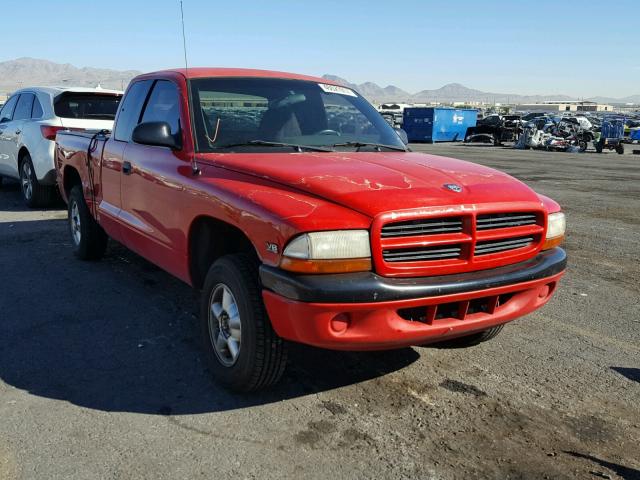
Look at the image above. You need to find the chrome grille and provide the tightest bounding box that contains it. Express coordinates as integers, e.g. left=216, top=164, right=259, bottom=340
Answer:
left=474, top=236, right=534, bottom=256
left=383, top=244, right=463, bottom=263
left=381, top=217, right=463, bottom=238
left=476, top=212, right=537, bottom=230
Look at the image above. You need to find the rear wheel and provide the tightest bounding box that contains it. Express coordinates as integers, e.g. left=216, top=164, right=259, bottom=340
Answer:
left=595, top=141, right=603, bottom=153
left=200, top=254, right=287, bottom=392
left=19, top=153, right=56, bottom=207
left=578, top=140, right=587, bottom=152
left=616, top=144, right=625, bottom=155
left=432, top=325, right=504, bottom=348
left=67, top=185, right=108, bottom=260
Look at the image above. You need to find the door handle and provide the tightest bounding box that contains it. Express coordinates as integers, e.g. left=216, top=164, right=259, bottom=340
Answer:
left=15, top=129, right=21, bottom=135
left=122, top=161, right=132, bottom=175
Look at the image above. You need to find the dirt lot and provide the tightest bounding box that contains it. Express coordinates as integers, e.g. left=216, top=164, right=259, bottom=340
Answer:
left=0, top=144, right=639, bottom=480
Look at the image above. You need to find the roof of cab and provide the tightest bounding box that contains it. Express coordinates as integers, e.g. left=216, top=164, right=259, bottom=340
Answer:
left=12, top=86, right=123, bottom=96
left=134, top=68, right=341, bottom=85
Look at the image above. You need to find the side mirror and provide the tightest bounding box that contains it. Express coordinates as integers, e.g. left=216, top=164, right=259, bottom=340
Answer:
left=132, top=121, right=181, bottom=150
left=395, top=127, right=409, bottom=145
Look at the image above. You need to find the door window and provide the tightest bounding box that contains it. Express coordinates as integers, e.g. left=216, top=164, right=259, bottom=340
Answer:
left=13, top=93, right=35, bottom=120
left=31, top=96, right=44, bottom=118
left=140, top=80, right=181, bottom=136
left=114, top=80, right=153, bottom=142
left=0, top=95, right=19, bottom=123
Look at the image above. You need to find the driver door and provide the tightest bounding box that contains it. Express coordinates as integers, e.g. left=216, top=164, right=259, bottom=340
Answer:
left=119, top=79, right=189, bottom=278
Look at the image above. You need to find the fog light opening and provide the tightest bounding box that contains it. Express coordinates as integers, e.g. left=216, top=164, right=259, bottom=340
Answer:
left=538, top=282, right=556, bottom=299
left=330, top=313, right=351, bottom=334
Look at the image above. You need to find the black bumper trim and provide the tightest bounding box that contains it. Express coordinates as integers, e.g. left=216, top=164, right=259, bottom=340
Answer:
left=259, top=248, right=566, bottom=303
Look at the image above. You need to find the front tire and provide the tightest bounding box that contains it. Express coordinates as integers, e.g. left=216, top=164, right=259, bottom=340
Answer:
left=68, top=185, right=108, bottom=260
left=616, top=144, right=625, bottom=155
left=19, top=153, right=56, bottom=208
left=200, top=254, right=287, bottom=392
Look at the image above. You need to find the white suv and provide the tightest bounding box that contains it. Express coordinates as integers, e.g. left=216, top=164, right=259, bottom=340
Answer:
left=0, top=87, right=122, bottom=207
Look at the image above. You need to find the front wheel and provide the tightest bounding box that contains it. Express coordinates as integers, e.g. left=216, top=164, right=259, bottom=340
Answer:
left=616, top=144, right=625, bottom=155
left=67, top=185, right=108, bottom=260
left=200, top=254, right=287, bottom=392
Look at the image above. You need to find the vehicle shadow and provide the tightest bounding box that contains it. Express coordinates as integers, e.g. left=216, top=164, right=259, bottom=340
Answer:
left=565, top=451, right=640, bottom=480
left=611, top=367, right=640, bottom=384
left=0, top=218, right=419, bottom=415
left=0, top=177, right=66, bottom=212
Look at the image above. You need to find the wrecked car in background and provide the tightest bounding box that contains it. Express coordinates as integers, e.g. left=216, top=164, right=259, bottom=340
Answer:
left=465, top=114, right=522, bottom=145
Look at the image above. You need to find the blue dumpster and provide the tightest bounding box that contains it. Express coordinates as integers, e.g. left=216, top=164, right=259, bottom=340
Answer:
left=403, top=107, right=477, bottom=143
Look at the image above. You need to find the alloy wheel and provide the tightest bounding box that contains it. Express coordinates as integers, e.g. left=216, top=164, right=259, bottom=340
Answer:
left=208, top=284, right=242, bottom=366
left=21, top=161, right=33, bottom=200
left=70, top=201, right=82, bottom=246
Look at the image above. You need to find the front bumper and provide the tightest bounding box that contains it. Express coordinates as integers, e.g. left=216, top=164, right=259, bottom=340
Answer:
left=260, top=248, right=566, bottom=350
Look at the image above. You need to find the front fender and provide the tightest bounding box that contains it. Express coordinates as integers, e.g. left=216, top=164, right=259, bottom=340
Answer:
left=193, top=164, right=373, bottom=267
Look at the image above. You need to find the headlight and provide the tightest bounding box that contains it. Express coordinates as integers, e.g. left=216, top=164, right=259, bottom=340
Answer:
left=542, top=212, right=566, bottom=250
left=281, top=230, right=372, bottom=273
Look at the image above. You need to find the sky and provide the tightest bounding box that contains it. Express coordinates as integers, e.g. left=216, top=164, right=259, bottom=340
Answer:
left=2, top=0, right=638, bottom=98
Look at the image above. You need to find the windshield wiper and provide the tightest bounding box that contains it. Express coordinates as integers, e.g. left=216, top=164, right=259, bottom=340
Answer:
left=213, top=140, right=332, bottom=152
left=331, top=141, right=407, bottom=152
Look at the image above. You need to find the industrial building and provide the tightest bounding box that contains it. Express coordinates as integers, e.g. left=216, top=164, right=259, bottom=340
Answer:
left=515, top=101, right=613, bottom=112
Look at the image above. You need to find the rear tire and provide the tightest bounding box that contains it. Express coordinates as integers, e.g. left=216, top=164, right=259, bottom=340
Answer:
left=19, top=153, right=56, bottom=208
left=616, top=144, right=625, bottom=155
left=68, top=185, right=108, bottom=260
left=432, top=325, right=505, bottom=348
left=578, top=140, right=587, bottom=152
left=595, top=141, right=603, bottom=153
left=200, top=254, right=287, bottom=392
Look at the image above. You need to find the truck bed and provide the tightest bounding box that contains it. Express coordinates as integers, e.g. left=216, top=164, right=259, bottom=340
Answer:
left=55, top=129, right=110, bottom=208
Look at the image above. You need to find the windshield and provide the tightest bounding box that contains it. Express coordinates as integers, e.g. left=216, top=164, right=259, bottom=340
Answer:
left=190, top=77, right=406, bottom=152
left=54, top=93, right=122, bottom=120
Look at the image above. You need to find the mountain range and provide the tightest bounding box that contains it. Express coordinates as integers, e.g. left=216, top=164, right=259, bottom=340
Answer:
left=0, top=58, right=637, bottom=105
left=322, top=75, right=640, bottom=105
left=0, top=57, right=141, bottom=93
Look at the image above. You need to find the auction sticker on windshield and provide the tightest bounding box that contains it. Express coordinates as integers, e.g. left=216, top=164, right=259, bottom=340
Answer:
left=318, top=83, right=358, bottom=97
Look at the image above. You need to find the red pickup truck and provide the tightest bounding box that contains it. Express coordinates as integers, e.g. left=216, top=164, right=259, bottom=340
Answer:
left=56, top=68, right=567, bottom=391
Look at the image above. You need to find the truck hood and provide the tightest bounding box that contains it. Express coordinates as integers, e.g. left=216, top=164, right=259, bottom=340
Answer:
left=199, top=151, right=542, bottom=218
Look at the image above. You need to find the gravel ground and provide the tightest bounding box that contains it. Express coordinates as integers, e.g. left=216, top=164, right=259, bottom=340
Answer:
left=0, top=143, right=639, bottom=480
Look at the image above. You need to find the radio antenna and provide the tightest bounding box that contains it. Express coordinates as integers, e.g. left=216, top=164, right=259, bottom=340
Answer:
left=180, top=0, right=199, bottom=175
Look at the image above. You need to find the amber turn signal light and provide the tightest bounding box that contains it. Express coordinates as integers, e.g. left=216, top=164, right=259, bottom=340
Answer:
left=279, top=257, right=372, bottom=274
left=542, top=234, right=565, bottom=251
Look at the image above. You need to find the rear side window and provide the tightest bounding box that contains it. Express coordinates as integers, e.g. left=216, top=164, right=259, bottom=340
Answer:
left=0, top=94, right=19, bottom=122
left=13, top=93, right=35, bottom=120
left=114, top=80, right=152, bottom=142
left=140, top=80, right=181, bottom=136
left=31, top=97, right=44, bottom=118
left=54, top=93, right=121, bottom=120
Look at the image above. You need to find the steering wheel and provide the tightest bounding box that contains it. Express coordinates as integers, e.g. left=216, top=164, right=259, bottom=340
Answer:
left=316, top=129, right=341, bottom=136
